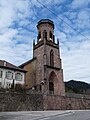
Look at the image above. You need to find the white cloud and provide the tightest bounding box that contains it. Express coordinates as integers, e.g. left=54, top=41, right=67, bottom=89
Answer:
left=64, top=11, right=77, bottom=20
left=0, top=29, right=17, bottom=47
left=55, top=31, right=67, bottom=43
left=62, top=38, right=90, bottom=83
left=71, top=0, right=90, bottom=9
left=32, top=0, right=65, bottom=6
left=0, top=0, right=16, bottom=29
left=16, top=0, right=33, bottom=20
left=0, top=0, right=34, bottom=65
left=77, top=10, right=90, bottom=30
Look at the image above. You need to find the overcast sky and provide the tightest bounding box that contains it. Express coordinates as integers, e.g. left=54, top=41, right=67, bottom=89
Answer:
left=0, top=0, right=90, bottom=83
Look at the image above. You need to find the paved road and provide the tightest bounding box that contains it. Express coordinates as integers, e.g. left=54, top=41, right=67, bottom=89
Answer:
left=0, top=110, right=90, bottom=120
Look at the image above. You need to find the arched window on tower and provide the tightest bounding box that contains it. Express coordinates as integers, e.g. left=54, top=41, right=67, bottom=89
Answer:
left=49, top=31, right=52, bottom=39
left=50, top=31, right=52, bottom=39
left=50, top=50, right=54, bottom=67
left=43, top=30, right=47, bottom=40
left=38, top=32, right=41, bottom=41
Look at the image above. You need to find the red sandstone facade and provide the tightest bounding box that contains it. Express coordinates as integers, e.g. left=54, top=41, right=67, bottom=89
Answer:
left=19, top=19, right=65, bottom=95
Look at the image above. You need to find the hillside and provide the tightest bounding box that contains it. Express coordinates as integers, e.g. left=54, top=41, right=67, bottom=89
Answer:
left=65, top=80, right=90, bottom=94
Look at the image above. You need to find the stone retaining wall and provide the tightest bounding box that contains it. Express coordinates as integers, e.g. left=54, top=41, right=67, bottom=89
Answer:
left=43, top=94, right=90, bottom=110
left=0, top=92, right=43, bottom=111
left=0, top=92, right=90, bottom=111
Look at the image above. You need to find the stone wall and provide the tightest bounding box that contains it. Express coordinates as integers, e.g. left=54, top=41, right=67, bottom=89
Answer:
left=43, top=94, right=90, bottom=110
left=0, top=92, right=90, bottom=111
left=0, top=92, right=43, bottom=112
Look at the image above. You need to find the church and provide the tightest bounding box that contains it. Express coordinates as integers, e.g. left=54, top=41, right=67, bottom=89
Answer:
left=19, top=19, right=65, bottom=95
left=0, top=19, right=90, bottom=111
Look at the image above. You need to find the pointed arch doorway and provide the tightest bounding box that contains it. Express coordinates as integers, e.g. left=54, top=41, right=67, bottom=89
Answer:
left=48, top=71, right=58, bottom=94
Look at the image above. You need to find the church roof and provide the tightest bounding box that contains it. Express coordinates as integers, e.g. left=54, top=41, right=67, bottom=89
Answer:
left=19, top=58, right=36, bottom=68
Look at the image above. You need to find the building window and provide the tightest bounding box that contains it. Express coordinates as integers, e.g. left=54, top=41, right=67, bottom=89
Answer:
left=50, top=50, right=54, bottom=67
left=15, top=73, right=22, bottom=81
left=0, top=71, right=3, bottom=78
left=49, top=82, right=54, bottom=94
left=6, top=71, right=13, bottom=79
left=43, top=30, right=47, bottom=40
left=50, top=31, right=53, bottom=42
left=38, top=32, right=41, bottom=41
left=49, top=31, right=52, bottom=39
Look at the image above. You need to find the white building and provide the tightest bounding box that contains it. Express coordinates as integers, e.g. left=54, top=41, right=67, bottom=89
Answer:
left=0, top=60, right=26, bottom=88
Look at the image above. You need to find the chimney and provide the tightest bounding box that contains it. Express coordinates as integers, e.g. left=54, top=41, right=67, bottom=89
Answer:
left=4, top=61, right=6, bottom=66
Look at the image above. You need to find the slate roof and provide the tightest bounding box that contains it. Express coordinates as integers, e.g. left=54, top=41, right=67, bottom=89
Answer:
left=19, top=58, right=36, bottom=68
left=0, top=60, right=26, bottom=72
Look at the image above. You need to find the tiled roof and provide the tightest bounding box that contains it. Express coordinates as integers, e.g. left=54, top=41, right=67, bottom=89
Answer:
left=0, top=60, right=26, bottom=72
left=19, top=58, right=36, bottom=68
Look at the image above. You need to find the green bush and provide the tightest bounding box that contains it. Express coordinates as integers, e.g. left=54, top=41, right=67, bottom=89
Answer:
left=14, top=83, right=26, bottom=93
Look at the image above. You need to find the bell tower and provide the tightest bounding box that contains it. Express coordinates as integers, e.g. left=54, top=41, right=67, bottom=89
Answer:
left=33, top=19, right=65, bottom=95
left=37, top=19, right=54, bottom=42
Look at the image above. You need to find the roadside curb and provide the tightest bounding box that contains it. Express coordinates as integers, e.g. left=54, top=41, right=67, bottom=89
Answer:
left=33, top=111, right=73, bottom=120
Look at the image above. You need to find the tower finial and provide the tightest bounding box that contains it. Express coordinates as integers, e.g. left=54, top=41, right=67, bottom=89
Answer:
left=57, top=38, right=59, bottom=45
